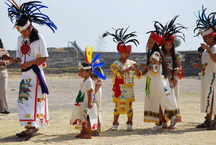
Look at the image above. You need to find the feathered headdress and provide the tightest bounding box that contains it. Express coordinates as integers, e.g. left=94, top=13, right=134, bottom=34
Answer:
left=147, top=16, right=186, bottom=47
left=79, top=47, right=106, bottom=80
left=194, top=6, right=216, bottom=36
left=6, top=0, right=57, bottom=32
left=102, top=27, right=139, bottom=53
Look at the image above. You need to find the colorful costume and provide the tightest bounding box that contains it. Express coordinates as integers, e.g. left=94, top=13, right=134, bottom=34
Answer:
left=111, top=59, right=137, bottom=115
left=144, top=17, right=185, bottom=124
left=103, top=27, right=140, bottom=128
left=6, top=0, right=57, bottom=128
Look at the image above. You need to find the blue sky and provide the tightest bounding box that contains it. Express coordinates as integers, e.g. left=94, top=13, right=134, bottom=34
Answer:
left=0, top=0, right=215, bottom=52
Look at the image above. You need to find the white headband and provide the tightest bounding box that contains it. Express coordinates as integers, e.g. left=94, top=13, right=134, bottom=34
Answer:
left=78, top=63, right=92, bottom=70
left=80, top=66, right=92, bottom=70
left=16, top=20, right=31, bottom=32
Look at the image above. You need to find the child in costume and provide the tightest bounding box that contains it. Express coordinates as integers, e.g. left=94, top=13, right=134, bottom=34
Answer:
left=103, top=27, right=141, bottom=131
left=144, top=17, right=184, bottom=129
left=6, top=0, right=57, bottom=140
left=161, top=16, right=185, bottom=102
left=91, top=67, right=105, bottom=135
left=70, top=48, right=106, bottom=138
left=193, top=7, right=216, bottom=130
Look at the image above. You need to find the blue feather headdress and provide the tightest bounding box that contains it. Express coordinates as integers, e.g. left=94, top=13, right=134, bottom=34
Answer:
left=194, top=6, right=216, bottom=36
left=91, top=54, right=106, bottom=80
left=80, top=48, right=106, bottom=80
left=6, top=0, right=57, bottom=32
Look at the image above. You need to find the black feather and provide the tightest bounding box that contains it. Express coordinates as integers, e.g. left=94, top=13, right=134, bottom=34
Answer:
left=194, top=6, right=216, bottom=35
left=102, top=27, right=140, bottom=46
left=148, top=16, right=186, bottom=41
left=6, top=0, right=57, bottom=32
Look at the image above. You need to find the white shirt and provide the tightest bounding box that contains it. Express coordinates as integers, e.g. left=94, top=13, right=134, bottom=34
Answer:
left=80, top=77, right=94, bottom=105
left=202, top=44, right=216, bottom=73
left=16, top=34, right=49, bottom=65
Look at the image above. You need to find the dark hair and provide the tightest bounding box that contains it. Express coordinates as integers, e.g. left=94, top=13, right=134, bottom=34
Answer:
left=16, top=15, right=28, bottom=27
left=16, top=16, right=40, bottom=44
left=80, top=62, right=92, bottom=73
left=0, top=39, right=4, bottom=48
left=146, top=43, right=168, bottom=78
left=161, top=45, right=177, bottom=80
left=81, top=62, right=91, bottom=68
left=29, top=27, right=39, bottom=43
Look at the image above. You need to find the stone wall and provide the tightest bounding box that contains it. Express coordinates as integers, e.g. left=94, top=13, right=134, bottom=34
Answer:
left=7, top=48, right=200, bottom=76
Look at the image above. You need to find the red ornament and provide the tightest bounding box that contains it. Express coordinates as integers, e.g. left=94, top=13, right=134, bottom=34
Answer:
left=112, top=77, right=124, bottom=97
left=150, top=32, right=163, bottom=45
left=207, top=32, right=216, bottom=37
left=21, top=42, right=30, bottom=55
left=117, top=43, right=131, bottom=54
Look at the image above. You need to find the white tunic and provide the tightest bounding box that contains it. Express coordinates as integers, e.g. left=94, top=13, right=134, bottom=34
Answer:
left=16, top=34, right=49, bottom=128
left=201, top=45, right=216, bottom=114
left=70, top=77, right=99, bottom=130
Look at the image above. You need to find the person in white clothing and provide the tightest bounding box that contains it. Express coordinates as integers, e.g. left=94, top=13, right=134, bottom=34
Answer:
left=144, top=16, right=185, bottom=129
left=193, top=7, right=216, bottom=130
left=70, top=48, right=106, bottom=138
left=0, top=39, right=10, bottom=114
left=6, top=0, right=57, bottom=140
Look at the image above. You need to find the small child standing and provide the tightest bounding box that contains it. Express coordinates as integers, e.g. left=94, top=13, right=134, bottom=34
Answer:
left=70, top=48, right=106, bottom=139
left=103, top=27, right=141, bottom=131
left=71, top=63, right=95, bottom=139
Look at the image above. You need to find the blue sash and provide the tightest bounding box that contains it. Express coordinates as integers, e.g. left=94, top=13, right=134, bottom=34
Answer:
left=22, top=65, right=49, bottom=94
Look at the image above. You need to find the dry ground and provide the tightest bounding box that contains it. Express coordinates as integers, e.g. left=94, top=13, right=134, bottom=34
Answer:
left=0, top=75, right=216, bottom=145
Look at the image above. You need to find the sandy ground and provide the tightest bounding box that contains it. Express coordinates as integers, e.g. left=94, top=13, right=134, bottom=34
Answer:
left=0, top=75, right=216, bottom=145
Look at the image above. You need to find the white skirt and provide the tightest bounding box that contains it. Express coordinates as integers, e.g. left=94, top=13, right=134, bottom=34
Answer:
left=144, top=73, right=180, bottom=123
left=18, top=69, right=49, bottom=128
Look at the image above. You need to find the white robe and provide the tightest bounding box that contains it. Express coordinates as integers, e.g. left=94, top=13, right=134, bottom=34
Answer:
left=201, top=45, right=216, bottom=114
left=16, top=34, right=49, bottom=128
